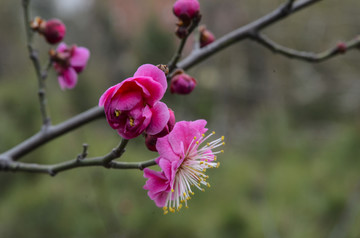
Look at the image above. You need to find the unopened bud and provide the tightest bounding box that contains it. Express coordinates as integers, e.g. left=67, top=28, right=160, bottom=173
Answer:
left=170, top=72, right=197, bottom=95
left=173, top=0, right=200, bottom=24
left=199, top=26, right=215, bottom=48
left=156, top=64, right=169, bottom=75
left=31, top=17, right=66, bottom=44
left=336, top=42, right=347, bottom=53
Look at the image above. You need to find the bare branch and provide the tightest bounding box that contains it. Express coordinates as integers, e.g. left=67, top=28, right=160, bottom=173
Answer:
left=178, top=0, right=322, bottom=70
left=22, top=0, right=51, bottom=128
left=251, top=33, right=360, bottom=62
left=167, top=15, right=201, bottom=74
left=0, top=106, right=104, bottom=161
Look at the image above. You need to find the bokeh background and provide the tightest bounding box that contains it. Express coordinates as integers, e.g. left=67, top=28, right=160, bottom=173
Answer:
left=1, top=0, right=360, bottom=237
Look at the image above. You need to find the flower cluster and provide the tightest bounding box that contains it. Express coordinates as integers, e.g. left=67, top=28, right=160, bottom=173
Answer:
left=143, top=120, right=224, bottom=214
left=31, top=16, right=90, bottom=90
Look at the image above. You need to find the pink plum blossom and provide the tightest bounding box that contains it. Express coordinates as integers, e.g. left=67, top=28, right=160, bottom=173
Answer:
left=143, top=120, right=224, bottom=214
left=99, top=64, right=170, bottom=139
left=52, top=43, right=90, bottom=90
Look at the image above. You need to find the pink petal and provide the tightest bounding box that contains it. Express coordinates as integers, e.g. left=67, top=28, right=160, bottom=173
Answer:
left=110, top=91, right=143, bottom=111
left=58, top=67, right=78, bottom=90
left=156, top=136, right=179, bottom=162
left=134, top=76, right=164, bottom=106
left=146, top=102, right=170, bottom=135
left=56, top=42, right=68, bottom=53
left=143, top=168, right=169, bottom=193
left=99, top=84, right=118, bottom=106
left=133, top=64, right=167, bottom=94
left=168, top=120, right=208, bottom=155
left=148, top=190, right=170, bottom=207
left=70, top=46, right=90, bottom=73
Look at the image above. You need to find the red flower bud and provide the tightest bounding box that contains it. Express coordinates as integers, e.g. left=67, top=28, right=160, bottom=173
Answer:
left=336, top=42, right=347, bottom=53
left=170, top=72, right=197, bottom=95
left=173, top=0, right=200, bottom=23
left=199, top=26, right=215, bottom=48
left=31, top=17, right=66, bottom=44
left=43, top=19, right=66, bottom=44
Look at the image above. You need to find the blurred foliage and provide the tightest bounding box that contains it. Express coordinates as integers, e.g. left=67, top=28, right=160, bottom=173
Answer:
left=1, top=0, right=360, bottom=237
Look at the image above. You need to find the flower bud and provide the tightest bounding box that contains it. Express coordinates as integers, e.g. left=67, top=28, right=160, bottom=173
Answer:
left=336, top=42, right=347, bottom=54
left=31, top=17, right=66, bottom=44
left=199, top=26, right=215, bottom=48
left=170, top=72, right=197, bottom=95
left=145, top=109, right=175, bottom=151
left=173, top=0, right=200, bottom=24
left=43, top=19, right=66, bottom=44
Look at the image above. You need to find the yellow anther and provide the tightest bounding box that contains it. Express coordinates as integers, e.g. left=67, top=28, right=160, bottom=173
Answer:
left=183, top=192, right=186, bottom=197
left=178, top=204, right=183, bottom=209
left=170, top=207, right=175, bottom=213
left=180, top=200, right=184, bottom=203
left=200, top=161, right=204, bottom=165
left=185, top=205, right=189, bottom=209
left=203, top=169, right=207, bottom=172
left=191, top=191, right=195, bottom=195
left=171, top=189, right=175, bottom=193
left=214, top=156, right=217, bottom=161
left=163, top=206, right=168, bottom=211
left=207, top=143, right=210, bottom=146
left=114, top=110, right=121, bottom=117
left=196, top=141, right=199, bottom=144
left=129, top=117, right=135, bottom=126
left=205, top=159, right=208, bottom=162
left=216, top=162, right=220, bottom=168
left=207, top=183, right=211, bottom=188
left=194, top=136, right=197, bottom=140
left=221, top=150, right=224, bottom=153
left=221, top=136, right=224, bottom=141
left=202, top=134, right=205, bottom=137
left=222, top=142, right=225, bottom=145
left=164, top=210, right=168, bottom=215
left=212, top=131, right=215, bottom=135
left=201, top=188, right=205, bottom=192
left=186, top=197, right=190, bottom=200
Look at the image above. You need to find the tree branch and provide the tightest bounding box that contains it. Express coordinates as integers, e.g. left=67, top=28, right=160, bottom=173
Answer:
left=22, top=0, right=51, bottom=128
left=0, top=156, right=156, bottom=176
left=0, top=106, right=104, bottom=161
left=251, top=33, right=360, bottom=62
left=177, top=0, right=322, bottom=70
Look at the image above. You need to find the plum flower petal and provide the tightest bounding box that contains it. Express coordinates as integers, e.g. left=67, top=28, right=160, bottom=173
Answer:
left=146, top=102, right=170, bottom=135
left=70, top=46, right=90, bottom=73
left=58, top=67, right=77, bottom=90
left=143, top=120, right=225, bottom=214
left=134, top=64, right=167, bottom=94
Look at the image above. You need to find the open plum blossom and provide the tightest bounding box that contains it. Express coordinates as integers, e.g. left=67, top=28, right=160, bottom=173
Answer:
left=143, top=120, right=224, bottom=214
left=99, top=64, right=170, bottom=139
left=51, top=43, right=90, bottom=89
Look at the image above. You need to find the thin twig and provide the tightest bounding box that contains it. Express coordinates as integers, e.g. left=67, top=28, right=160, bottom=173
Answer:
left=251, top=33, right=360, bottom=62
left=0, top=106, right=104, bottom=161
left=178, top=0, right=322, bottom=70
left=102, top=138, right=129, bottom=166
left=0, top=156, right=156, bottom=176
left=167, top=16, right=201, bottom=74
left=22, top=0, right=51, bottom=128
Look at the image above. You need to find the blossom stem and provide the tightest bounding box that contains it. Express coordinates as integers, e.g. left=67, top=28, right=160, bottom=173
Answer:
left=22, top=0, right=51, bottom=128
left=167, top=16, right=201, bottom=75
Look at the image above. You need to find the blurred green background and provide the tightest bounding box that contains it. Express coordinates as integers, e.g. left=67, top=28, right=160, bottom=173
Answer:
left=1, top=0, right=360, bottom=237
